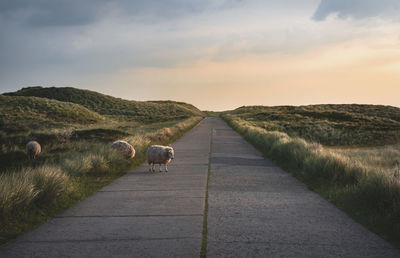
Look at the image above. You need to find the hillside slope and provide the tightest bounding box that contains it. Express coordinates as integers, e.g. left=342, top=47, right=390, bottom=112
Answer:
left=226, top=104, right=400, bottom=146
left=0, top=95, right=105, bottom=134
left=4, top=87, right=204, bottom=121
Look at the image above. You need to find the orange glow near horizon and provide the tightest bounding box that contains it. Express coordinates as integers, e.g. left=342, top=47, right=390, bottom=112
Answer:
left=91, top=38, right=400, bottom=111
left=2, top=1, right=400, bottom=111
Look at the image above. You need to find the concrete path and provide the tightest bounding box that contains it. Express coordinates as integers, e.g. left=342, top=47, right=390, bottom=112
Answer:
left=206, top=119, right=399, bottom=257
left=1, top=118, right=399, bottom=257
left=0, top=119, right=212, bottom=258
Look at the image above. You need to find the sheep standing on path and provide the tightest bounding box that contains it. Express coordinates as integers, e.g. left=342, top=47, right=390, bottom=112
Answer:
left=111, top=140, right=135, bottom=159
left=26, top=141, right=41, bottom=159
left=147, top=145, right=174, bottom=172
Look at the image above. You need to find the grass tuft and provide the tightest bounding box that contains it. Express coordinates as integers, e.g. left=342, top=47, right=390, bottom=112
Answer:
left=0, top=165, right=70, bottom=220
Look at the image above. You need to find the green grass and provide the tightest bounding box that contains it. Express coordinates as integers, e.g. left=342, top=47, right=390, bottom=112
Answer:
left=226, top=104, right=400, bottom=146
left=0, top=95, right=105, bottom=134
left=222, top=113, right=400, bottom=248
left=4, top=86, right=204, bottom=122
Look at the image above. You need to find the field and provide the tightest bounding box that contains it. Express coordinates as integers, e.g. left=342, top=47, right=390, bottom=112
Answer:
left=228, top=104, right=400, bottom=146
left=2, top=87, right=400, bottom=248
left=0, top=87, right=203, bottom=244
left=222, top=104, right=400, bottom=247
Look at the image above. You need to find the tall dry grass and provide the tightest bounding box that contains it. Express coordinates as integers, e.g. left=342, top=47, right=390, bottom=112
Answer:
left=0, top=165, right=69, bottom=220
left=329, top=145, right=400, bottom=176
left=222, top=114, right=400, bottom=247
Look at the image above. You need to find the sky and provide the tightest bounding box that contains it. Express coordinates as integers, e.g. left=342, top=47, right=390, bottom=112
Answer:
left=0, top=0, right=399, bottom=111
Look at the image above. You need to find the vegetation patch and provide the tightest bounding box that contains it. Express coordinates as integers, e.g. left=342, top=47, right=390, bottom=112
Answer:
left=228, top=104, right=400, bottom=146
left=0, top=86, right=204, bottom=245
left=0, top=95, right=104, bottom=134
left=71, top=128, right=130, bottom=142
left=4, top=86, right=204, bottom=122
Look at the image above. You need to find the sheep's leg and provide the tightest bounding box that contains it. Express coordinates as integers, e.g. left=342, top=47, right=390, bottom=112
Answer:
left=165, top=164, right=168, bottom=172
left=159, top=164, right=162, bottom=172
left=150, top=163, right=154, bottom=172
left=149, top=163, right=152, bottom=172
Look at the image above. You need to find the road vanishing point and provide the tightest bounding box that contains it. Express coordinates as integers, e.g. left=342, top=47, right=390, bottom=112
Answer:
left=1, top=118, right=399, bottom=257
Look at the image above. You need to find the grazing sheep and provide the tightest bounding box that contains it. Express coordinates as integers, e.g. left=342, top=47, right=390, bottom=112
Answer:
left=26, top=141, right=41, bottom=159
left=147, top=145, right=174, bottom=172
left=111, top=140, right=135, bottom=159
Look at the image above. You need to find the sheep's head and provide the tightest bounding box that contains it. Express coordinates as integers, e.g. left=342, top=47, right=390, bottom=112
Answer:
left=167, top=147, right=174, bottom=159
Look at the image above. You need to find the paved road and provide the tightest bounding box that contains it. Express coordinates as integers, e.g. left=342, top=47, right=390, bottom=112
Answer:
left=206, top=119, right=399, bottom=257
left=1, top=118, right=399, bottom=257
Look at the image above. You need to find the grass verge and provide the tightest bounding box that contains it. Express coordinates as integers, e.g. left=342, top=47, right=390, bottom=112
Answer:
left=222, top=114, right=400, bottom=248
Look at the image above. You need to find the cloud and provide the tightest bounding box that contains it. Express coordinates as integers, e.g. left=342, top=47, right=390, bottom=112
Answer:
left=0, top=0, right=247, bottom=91
left=1, top=0, right=399, bottom=111
left=0, top=0, right=242, bottom=27
left=313, top=0, right=400, bottom=21
left=0, top=0, right=105, bottom=27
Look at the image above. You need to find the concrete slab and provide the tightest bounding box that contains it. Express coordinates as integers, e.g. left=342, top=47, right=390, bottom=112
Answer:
left=61, top=191, right=204, bottom=217
left=207, top=241, right=400, bottom=258
left=214, top=128, right=239, bottom=136
left=209, top=166, right=306, bottom=193
left=16, top=216, right=202, bottom=242
left=211, top=156, right=275, bottom=166
left=208, top=191, right=342, bottom=218
left=0, top=239, right=201, bottom=258
left=207, top=215, right=390, bottom=247
left=212, top=142, right=260, bottom=155
left=212, top=152, right=264, bottom=159
left=100, top=173, right=207, bottom=191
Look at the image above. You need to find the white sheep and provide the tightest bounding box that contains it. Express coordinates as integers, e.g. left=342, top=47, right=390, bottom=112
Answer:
left=147, top=145, right=174, bottom=172
left=111, top=140, right=135, bottom=159
left=26, top=141, right=41, bottom=159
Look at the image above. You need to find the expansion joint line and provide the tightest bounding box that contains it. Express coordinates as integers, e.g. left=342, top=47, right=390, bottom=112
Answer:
left=200, top=126, right=213, bottom=258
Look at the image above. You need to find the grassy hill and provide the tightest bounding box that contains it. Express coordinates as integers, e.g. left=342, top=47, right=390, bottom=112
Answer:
left=227, top=104, right=400, bottom=146
left=0, top=86, right=204, bottom=170
left=4, top=86, right=204, bottom=122
left=0, top=95, right=105, bottom=134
